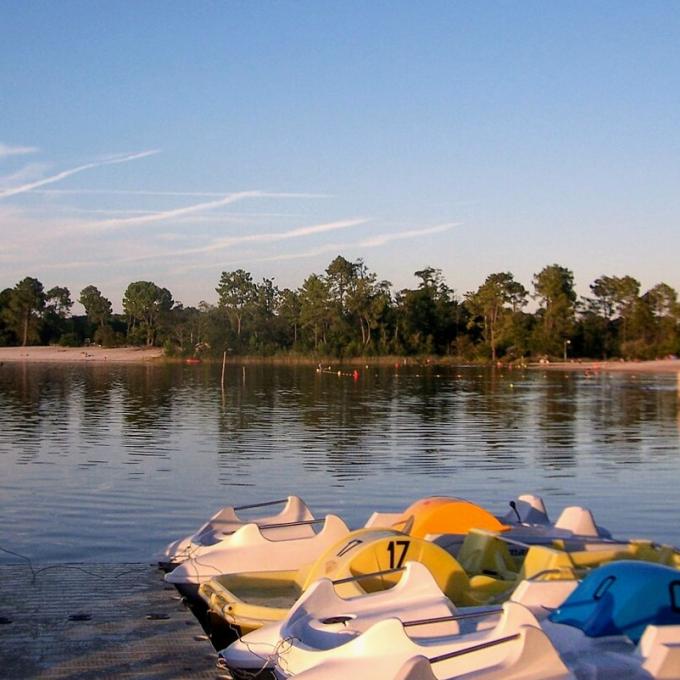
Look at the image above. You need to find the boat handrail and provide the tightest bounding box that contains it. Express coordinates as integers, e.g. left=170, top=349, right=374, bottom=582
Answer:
left=428, top=632, right=521, bottom=664
left=403, top=608, right=502, bottom=628
left=484, top=533, right=633, bottom=551
left=215, top=518, right=326, bottom=537
left=253, top=518, right=325, bottom=531
left=331, top=567, right=405, bottom=585
left=234, top=498, right=290, bottom=511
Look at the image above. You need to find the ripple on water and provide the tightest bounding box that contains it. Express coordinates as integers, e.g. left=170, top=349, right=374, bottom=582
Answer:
left=0, top=363, right=679, bottom=562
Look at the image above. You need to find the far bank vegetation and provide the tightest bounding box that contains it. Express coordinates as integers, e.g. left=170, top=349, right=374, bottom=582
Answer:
left=1, top=256, right=678, bottom=362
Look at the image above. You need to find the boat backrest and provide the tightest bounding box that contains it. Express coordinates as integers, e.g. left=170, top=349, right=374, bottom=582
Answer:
left=495, top=601, right=542, bottom=636
left=639, top=625, right=680, bottom=679
left=502, top=494, right=550, bottom=525
left=393, top=655, right=437, bottom=680
left=637, top=624, right=680, bottom=659
left=553, top=506, right=600, bottom=537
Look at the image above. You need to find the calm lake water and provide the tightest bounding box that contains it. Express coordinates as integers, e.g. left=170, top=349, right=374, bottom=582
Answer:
left=1, top=362, right=679, bottom=564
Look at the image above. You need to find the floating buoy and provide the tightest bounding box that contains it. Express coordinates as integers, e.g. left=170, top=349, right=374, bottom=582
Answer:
left=353, top=370, right=359, bottom=381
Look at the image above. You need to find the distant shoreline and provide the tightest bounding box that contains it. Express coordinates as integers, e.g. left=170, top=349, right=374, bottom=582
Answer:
left=0, top=346, right=164, bottom=363
left=1, top=346, right=679, bottom=374
left=529, top=359, right=680, bottom=374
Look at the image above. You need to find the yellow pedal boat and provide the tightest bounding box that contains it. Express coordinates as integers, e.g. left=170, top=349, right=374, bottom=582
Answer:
left=200, top=526, right=680, bottom=636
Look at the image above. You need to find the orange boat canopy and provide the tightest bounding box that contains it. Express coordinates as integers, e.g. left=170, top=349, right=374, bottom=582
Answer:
left=391, top=496, right=510, bottom=538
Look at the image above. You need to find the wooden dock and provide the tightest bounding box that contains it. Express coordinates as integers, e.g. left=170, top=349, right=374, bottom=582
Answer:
left=0, top=562, right=221, bottom=679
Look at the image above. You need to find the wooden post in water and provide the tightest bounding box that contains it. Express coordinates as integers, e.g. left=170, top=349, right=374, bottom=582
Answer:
left=221, top=351, right=226, bottom=391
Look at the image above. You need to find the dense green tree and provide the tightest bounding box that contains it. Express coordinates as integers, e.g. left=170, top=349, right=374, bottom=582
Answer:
left=164, top=304, right=202, bottom=355
left=0, top=288, right=14, bottom=344
left=346, top=265, right=392, bottom=352
left=278, top=288, right=302, bottom=347
left=2, top=277, right=46, bottom=346
left=79, top=285, right=114, bottom=345
left=465, top=272, right=528, bottom=361
left=1, top=259, right=676, bottom=360
left=638, top=283, right=680, bottom=357
left=46, top=286, right=73, bottom=318
left=216, top=269, right=257, bottom=340
left=42, top=286, right=74, bottom=344
left=397, top=267, right=458, bottom=354
left=532, top=264, right=577, bottom=356
left=299, top=274, right=331, bottom=350
left=122, top=281, right=173, bottom=346
left=611, top=275, right=640, bottom=345
left=79, top=285, right=112, bottom=329
left=250, top=277, right=280, bottom=352
left=325, top=255, right=357, bottom=314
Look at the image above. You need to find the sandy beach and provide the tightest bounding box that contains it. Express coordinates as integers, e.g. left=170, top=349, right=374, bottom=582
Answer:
left=0, top=346, right=164, bottom=363
left=532, top=358, right=680, bottom=374
left=0, top=346, right=679, bottom=373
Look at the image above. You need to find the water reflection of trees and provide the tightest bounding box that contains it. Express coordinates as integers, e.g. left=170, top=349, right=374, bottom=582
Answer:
left=533, top=373, right=578, bottom=468
left=586, top=375, right=680, bottom=467
left=212, top=366, right=535, bottom=482
left=0, top=364, right=73, bottom=463
left=214, top=366, right=393, bottom=483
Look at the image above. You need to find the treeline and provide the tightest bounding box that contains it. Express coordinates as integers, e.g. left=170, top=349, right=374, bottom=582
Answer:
left=1, top=256, right=679, bottom=361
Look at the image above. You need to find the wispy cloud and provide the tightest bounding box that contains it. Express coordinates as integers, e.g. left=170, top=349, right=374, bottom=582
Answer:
left=0, top=149, right=160, bottom=200
left=122, top=218, right=370, bottom=263
left=74, top=191, right=264, bottom=233
left=0, top=143, right=39, bottom=159
left=0, top=163, right=52, bottom=189
left=175, top=222, right=458, bottom=272
left=32, top=189, right=331, bottom=198
left=59, top=191, right=328, bottom=235
left=358, top=222, right=457, bottom=247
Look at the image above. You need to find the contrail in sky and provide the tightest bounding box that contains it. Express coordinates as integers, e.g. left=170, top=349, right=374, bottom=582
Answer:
left=65, top=191, right=328, bottom=234
left=358, top=222, right=457, bottom=247
left=32, top=189, right=330, bottom=198
left=81, top=191, right=264, bottom=232
left=122, top=218, right=370, bottom=262
left=175, top=222, right=457, bottom=272
left=0, top=149, right=160, bottom=199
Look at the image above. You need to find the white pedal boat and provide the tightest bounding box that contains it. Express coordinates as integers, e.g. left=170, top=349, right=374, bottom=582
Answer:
left=221, top=560, right=680, bottom=680
left=162, top=493, right=615, bottom=589
left=220, top=560, right=576, bottom=677
left=160, top=495, right=316, bottom=566
left=164, top=496, right=511, bottom=588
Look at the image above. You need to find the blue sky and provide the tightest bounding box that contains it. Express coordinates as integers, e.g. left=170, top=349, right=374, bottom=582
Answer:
left=2, top=2, right=679, bottom=311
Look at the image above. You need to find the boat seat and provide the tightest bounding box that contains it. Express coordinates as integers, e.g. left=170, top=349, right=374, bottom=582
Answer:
left=457, top=530, right=519, bottom=580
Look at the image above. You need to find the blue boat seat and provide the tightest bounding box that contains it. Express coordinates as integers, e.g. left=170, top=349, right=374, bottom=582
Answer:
left=549, top=560, right=680, bottom=644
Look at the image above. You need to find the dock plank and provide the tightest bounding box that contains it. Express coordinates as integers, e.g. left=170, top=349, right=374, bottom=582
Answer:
left=0, top=563, right=220, bottom=679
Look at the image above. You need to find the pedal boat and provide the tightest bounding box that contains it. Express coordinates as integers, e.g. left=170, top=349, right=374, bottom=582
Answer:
left=431, top=494, right=613, bottom=557
left=160, top=495, right=316, bottom=568
left=219, top=560, right=575, bottom=678
left=160, top=492, right=611, bottom=572
left=228, top=561, right=680, bottom=680
left=199, top=527, right=475, bottom=637
left=165, top=496, right=510, bottom=589
left=219, top=530, right=679, bottom=677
